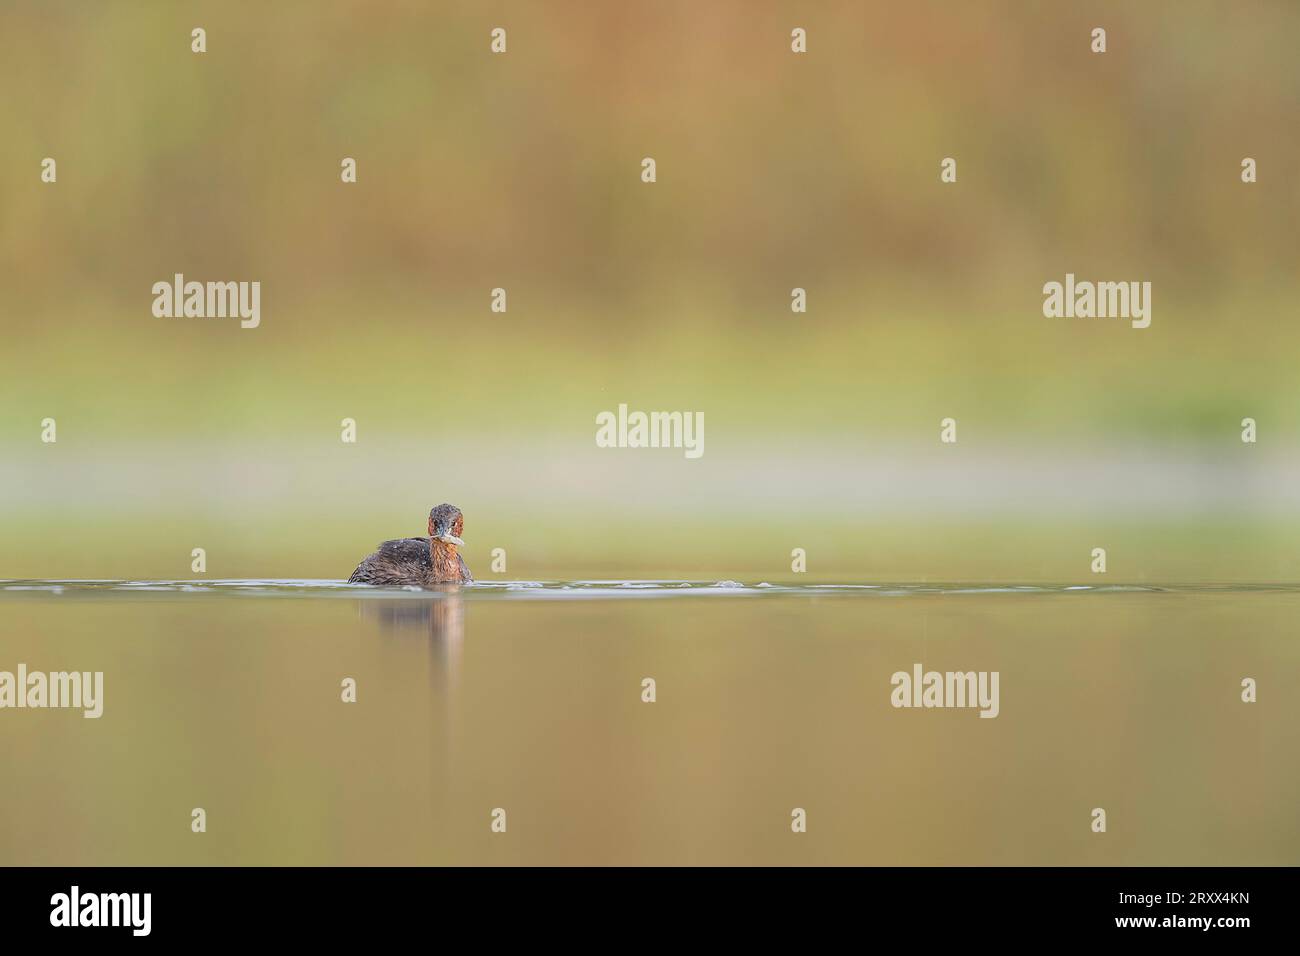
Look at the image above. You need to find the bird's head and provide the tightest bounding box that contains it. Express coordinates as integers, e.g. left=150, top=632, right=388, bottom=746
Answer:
left=428, top=503, right=465, bottom=548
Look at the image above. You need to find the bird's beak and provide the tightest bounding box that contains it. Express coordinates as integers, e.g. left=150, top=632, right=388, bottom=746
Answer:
left=432, top=522, right=464, bottom=547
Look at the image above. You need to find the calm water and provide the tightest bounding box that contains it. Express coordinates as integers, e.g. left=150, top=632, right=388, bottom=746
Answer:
left=1, top=580, right=1296, bottom=865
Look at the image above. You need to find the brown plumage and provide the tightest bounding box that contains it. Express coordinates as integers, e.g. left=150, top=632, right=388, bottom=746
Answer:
left=348, top=503, right=472, bottom=586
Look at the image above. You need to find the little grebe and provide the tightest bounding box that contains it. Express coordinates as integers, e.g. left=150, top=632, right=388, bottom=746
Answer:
left=348, top=503, right=472, bottom=586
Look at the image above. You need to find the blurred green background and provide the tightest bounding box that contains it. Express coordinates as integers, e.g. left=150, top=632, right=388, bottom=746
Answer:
left=3, top=0, right=1299, bottom=582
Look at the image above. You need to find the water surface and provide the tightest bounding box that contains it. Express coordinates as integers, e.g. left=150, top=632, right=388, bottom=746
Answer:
left=1, top=580, right=1296, bottom=865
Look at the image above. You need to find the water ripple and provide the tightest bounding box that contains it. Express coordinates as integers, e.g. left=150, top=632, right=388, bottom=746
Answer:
left=0, top=579, right=1297, bottom=601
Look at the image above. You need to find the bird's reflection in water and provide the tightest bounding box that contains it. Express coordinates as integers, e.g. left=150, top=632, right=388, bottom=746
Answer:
left=358, top=586, right=465, bottom=700
left=358, top=586, right=468, bottom=822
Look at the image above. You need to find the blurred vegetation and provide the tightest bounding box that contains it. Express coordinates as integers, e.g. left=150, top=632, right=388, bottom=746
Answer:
left=1, top=1, right=1298, bottom=579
